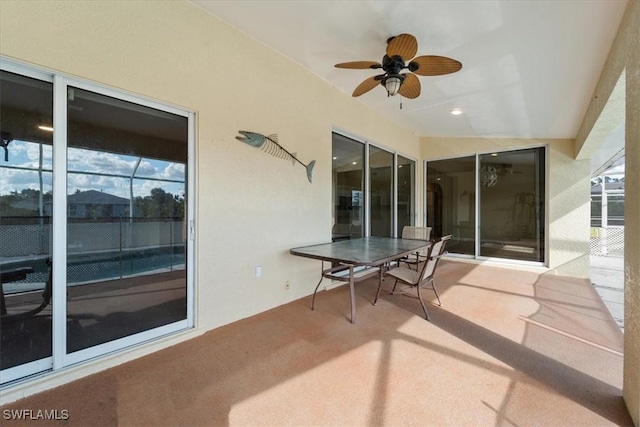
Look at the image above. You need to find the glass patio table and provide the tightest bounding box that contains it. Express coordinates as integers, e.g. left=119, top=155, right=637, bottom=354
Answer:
left=290, top=237, right=431, bottom=323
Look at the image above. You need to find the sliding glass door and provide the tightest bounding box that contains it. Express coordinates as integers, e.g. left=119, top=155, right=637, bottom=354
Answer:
left=478, top=148, right=545, bottom=262
left=0, top=70, right=54, bottom=380
left=332, top=132, right=416, bottom=239
left=332, top=134, right=364, bottom=240
left=397, top=155, right=415, bottom=236
left=0, top=63, right=194, bottom=384
left=425, top=147, right=545, bottom=263
left=65, top=86, right=189, bottom=357
left=369, top=146, right=393, bottom=237
left=426, top=156, right=476, bottom=256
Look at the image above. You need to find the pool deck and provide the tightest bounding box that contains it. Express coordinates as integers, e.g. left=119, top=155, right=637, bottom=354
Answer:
left=591, top=254, right=624, bottom=331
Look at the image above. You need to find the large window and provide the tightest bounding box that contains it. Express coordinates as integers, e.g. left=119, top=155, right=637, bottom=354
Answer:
left=1, top=71, right=53, bottom=373
left=426, top=156, right=476, bottom=256
left=397, top=155, right=415, bottom=236
left=332, top=134, right=364, bottom=240
left=332, top=132, right=415, bottom=239
left=0, top=64, right=194, bottom=384
left=426, top=147, right=545, bottom=263
left=65, top=86, right=189, bottom=355
left=369, top=146, right=393, bottom=237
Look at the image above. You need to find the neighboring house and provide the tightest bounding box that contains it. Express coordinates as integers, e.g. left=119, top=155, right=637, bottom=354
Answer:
left=42, top=190, right=130, bottom=219
left=66, top=190, right=129, bottom=219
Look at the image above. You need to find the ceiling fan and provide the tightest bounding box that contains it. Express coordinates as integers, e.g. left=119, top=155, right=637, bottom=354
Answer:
left=335, top=33, right=462, bottom=99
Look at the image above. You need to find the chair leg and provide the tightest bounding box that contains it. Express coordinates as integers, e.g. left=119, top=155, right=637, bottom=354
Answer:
left=415, top=283, right=431, bottom=321
left=373, top=270, right=383, bottom=305
left=391, top=279, right=399, bottom=294
left=432, top=278, right=442, bottom=306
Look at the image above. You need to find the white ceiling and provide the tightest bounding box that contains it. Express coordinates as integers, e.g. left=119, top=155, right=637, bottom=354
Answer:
left=191, top=0, right=627, bottom=140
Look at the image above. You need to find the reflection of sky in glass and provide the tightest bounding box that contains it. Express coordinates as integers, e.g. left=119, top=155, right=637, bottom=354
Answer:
left=1, top=140, right=184, bottom=198
left=0, top=140, right=53, bottom=195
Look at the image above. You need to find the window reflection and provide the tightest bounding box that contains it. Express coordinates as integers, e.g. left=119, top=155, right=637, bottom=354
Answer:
left=370, top=146, right=393, bottom=237
left=426, top=156, right=476, bottom=255
left=66, top=87, right=188, bottom=353
left=426, top=148, right=545, bottom=263
left=479, top=148, right=545, bottom=262
left=332, top=134, right=364, bottom=240
left=0, top=71, right=53, bottom=372
left=397, top=156, right=415, bottom=237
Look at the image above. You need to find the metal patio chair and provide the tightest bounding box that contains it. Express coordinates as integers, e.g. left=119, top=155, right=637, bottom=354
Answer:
left=376, top=235, right=451, bottom=320
left=399, top=226, right=432, bottom=269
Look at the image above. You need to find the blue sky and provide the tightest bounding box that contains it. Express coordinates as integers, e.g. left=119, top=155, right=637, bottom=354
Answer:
left=0, top=140, right=185, bottom=199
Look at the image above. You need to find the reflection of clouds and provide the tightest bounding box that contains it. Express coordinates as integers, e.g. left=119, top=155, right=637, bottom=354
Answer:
left=67, top=173, right=130, bottom=198
left=11, top=141, right=28, bottom=155
left=136, top=161, right=156, bottom=176
left=4, top=140, right=52, bottom=169
left=0, top=168, right=53, bottom=195
left=133, top=180, right=184, bottom=199
left=134, top=160, right=184, bottom=181
left=3, top=145, right=185, bottom=198
left=68, top=148, right=137, bottom=175
left=163, top=162, right=185, bottom=180
left=25, top=143, right=52, bottom=167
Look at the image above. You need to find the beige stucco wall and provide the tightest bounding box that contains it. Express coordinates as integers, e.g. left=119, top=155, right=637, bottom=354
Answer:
left=574, top=0, right=639, bottom=423
left=0, top=0, right=422, bottom=403
left=421, top=137, right=591, bottom=277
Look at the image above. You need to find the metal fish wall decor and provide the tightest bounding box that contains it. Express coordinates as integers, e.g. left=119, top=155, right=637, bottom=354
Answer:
left=235, top=131, right=315, bottom=183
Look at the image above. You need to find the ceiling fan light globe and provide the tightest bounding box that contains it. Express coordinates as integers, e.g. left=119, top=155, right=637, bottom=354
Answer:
left=384, top=76, right=402, bottom=96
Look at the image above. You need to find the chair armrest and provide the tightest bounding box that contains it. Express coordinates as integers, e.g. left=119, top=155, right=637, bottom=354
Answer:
left=429, top=251, right=448, bottom=261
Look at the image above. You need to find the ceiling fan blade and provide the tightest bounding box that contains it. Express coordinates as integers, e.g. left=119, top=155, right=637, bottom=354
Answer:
left=410, top=55, right=462, bottom=76
left=398, top=73, right=421, bottom=99
left=386, top=34, right=418, bottom=60
left=352, top=76, right=381, bottom=97
left=335, top=61, right=382, bottom=69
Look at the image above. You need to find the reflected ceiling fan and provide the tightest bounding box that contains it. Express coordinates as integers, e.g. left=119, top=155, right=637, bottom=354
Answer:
left=335, top=33, right=462, bottom=99
left=496, top=164, right=524, bottom=176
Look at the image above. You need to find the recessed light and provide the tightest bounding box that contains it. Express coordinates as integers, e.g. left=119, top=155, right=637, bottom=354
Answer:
left=38, top=125, right=54, bottom=132
left=333, top=157, right=337, bottom=160
left=450, top=108, right=462, bottom=116
left=352, top=162, right=357, bottom=165
left=491, top=153, right=498, bottom=157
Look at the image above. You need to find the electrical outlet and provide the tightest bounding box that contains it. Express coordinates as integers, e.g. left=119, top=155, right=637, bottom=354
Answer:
left=255, top=266, right=262, bottom=278
left=284, top=281, right=290, bottom=291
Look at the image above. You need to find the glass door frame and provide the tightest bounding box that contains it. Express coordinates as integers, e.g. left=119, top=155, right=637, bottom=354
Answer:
left=423, top=146, right=547, bottom=267
left=0, top=58, right=196, bottom=382
left=0, top=61, right=55, bottom=384
left=55, top=76, right=196, bottom=368
left=332, top=128, right=418, bottom=238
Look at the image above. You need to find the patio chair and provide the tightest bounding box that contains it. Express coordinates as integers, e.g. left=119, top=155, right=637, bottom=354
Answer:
left=376, top=235, right=451, bottom=320
left=399, top=226, right=432, bottom=269
left=1, top=257, right=52, bottom=322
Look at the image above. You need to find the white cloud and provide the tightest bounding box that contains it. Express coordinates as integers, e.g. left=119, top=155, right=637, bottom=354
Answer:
left=3, top=144, right=185, bottom=198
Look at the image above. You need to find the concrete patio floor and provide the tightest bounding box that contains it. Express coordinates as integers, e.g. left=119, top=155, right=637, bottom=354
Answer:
left=0, top=258, right=630, bottom=426
left=591, top=254, right=625, bottom=331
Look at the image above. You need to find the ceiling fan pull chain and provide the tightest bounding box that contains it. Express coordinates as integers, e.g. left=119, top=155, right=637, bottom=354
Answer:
left=400, top=96, right=403, bottom=110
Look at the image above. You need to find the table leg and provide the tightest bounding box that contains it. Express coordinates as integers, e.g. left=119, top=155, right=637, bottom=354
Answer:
left=311, top=261, right=325, bottom=310
left=349, top=265, right=356, bottom=324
